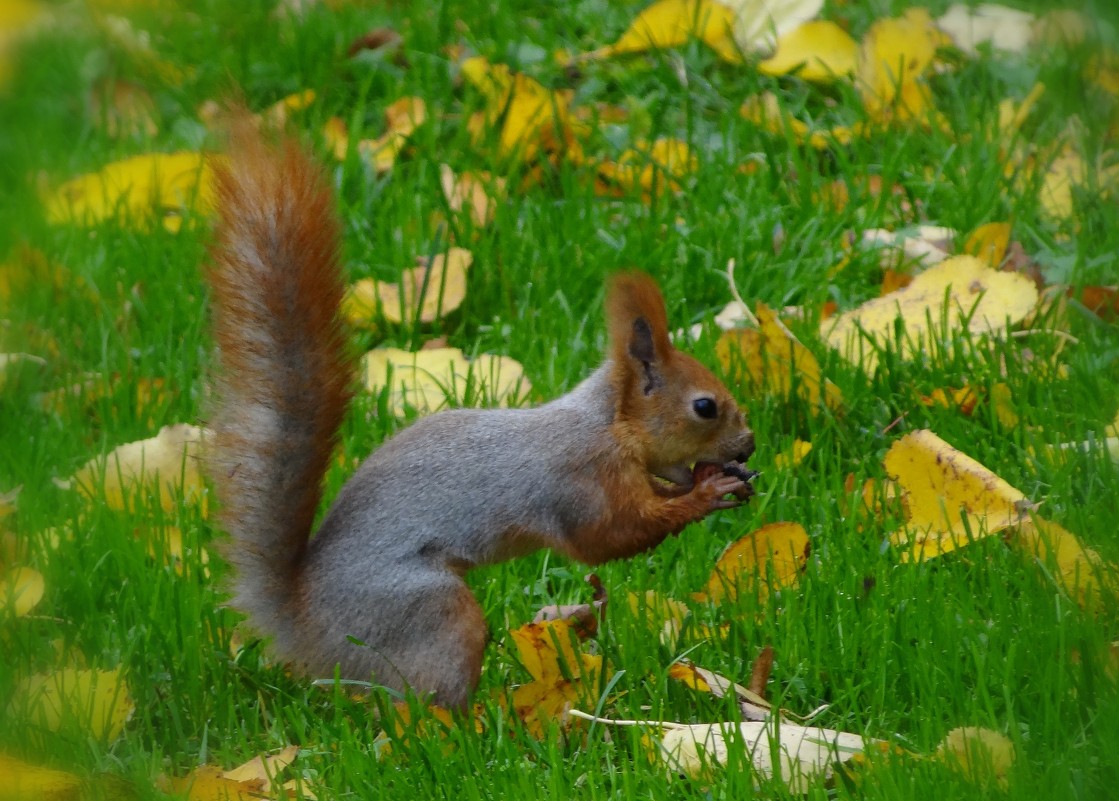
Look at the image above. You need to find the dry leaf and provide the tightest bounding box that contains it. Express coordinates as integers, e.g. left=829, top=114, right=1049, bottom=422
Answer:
left=739, top=91, right=853, bottom=150
left=89, top=78, right=158, bottom=138
left=725, top=0, right=823, bottom=55
left=700, top=521, right=810, bottom=605
left=344, top=247, right=473, bottom=328
left=258, top=89, right=316, bottom=129
left=885, top=429, right=1034, bottom=560
left=660, top=720, right=874, bottom=789
left=774, top=439, right=812, bottom=470
left=45, top=152, right=216, bottom=232
left=440, top=165, right=506, bottom=227
left=67, top=423, right=207, bottom=512
left=716, top=303, right=843, bottom=412
left=583, top=0, right=742, bottom=63
left=362, top=347, right=530, bottom=417
left=357, top=97, right=427, bottom=172
left=856, top=8, right=949, bottom=126
left=596, top=138, right=696, bottom=198
left=935, top=726, right=1015, bottom=787
left=0, top=753, right=82, bottom=801
left=823, top=255, right=1040, bottom=372
left=667, top=660, right=772, bottom=720
left=936, top=3, right=1035, bottom=56
left=626, top=590, right=691, bottom=648
left=0, top=566, right=44, bottom=617
left=11, top=668, right=134, bottom=744
left=508, top=619, right=607, bottom=737
left=962, top=222, right=1011, bottom=268
left=757, top=20, right=857, bottom=82
left=1011, top=519, right=1113, bottom=610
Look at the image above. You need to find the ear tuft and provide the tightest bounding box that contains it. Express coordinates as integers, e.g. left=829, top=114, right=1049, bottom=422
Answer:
left=606, top=271, right=672, bottom=366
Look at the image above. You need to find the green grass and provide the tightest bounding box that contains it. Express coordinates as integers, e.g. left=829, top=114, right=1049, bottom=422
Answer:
left=3, top=0, right=1119, bottom=798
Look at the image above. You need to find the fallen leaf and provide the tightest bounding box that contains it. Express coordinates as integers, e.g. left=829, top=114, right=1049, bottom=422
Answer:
left=45, top=152, right=216, bottom=232
left=0, top=0, right=47, bottom=88
left=757, top=20, right=857, bottom=82
left=936, top=3, right=1035, bottom=56
left=717, top=303, right=843, bottom=412
left=823, top=255, right=1040, bottom=372
left=440, top=165, right=506, bottom=227
left=362, top=347, right=530, bottom=417
left=347, top=26, right=401, bottom=57
left=508, top=619, right=607, bottom=737
left=258, top=89, right=316, bottom=129
left=357, top=96, right=427, bottom=172
left=627, top=590, right=691, bottom=647
left=160, top=766, right=262, bottom=801
left=221, top=746, right=300, bottom=784
left=668, top=660, right=772, bottom=720
left=596, top=138, right=696, bottom=198
left=700, top=521, right=810, bottom=605
left=739, top=91, right=853, bottom=150
left=725, top=0, right=823, bottom=55
left=935, top=726, right=1015, bottom=788
left=660, top=719, right=875, bottom=789
left=962, top=222, right=1011, bottom=268
left=0, top=566, right=44, bottom=617
left=582, top=0, right=742, bottom=63
left=856, top=8, right=949, bottom=126
left=0, top=753, right=82, bottom=801
left=1011, top=519, right=1113, bottom=610
left=920, top=385, right=979, bottom=415
left=344, top=247, right=473, bottom=328
left=774, top=439, right=812, bottom=469
left=534, top=574, right=607, bottom=637
left=885, top=429, right=1034, bottom=560
left=67, top=423, right=207, bottom=512
left=89, top=78, right=159, bottom=138
left=1032, top=10, right=1090, bottom=48
left=11, top=668, right=134, bottom=744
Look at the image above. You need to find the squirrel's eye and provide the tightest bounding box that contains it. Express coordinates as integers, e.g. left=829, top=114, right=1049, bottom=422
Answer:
left=693, top=397, right=718, bottom=419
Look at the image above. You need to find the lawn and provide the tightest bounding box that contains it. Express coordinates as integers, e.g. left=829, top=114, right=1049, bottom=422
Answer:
left=2, top=0, right=1119, bottom=798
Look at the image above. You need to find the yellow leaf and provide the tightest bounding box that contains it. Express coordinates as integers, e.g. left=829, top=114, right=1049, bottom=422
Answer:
left=935, top=726, right=1015, bottom=788
left=822, top=255, right=1039, bottom=372
left=585, top=0, right=742, bottom=63
left=716, top=303, right=843, bottom=412
left=221, top=745, right=300, bottom=785
left=739, top=92, right=854, bottom=149
left=68, top=423, right=207, bottom=512
left=1012, top=519, right=1114, bottom=610
left=997, top=82, right=1044, bottom=140
left=321, top=116, right=350, bottom=160
left=991, top=382, right=1019, bottom=428
left=146, top=525, right=210, bottom=576
left=12, top=668, right=134, bottom=743
left=596, top=137, right=696, bottom=198
left=855, top=8, right=948, bottom=125
left=510, top=619, right=591, bottom=684
left=440, top=165, right=506, bottom=227
left=0, top=753, right=82, bottom=801
left=627, top=590, right=690, bottom=647
left=461, top=58, right=579, bottom=161
left=774, top=439, right=812, bottom=470
left=362, top=347, right=531, bottom=417
left=884, top=429, right=1033, bottom=560
left=0, top=0, right=47, bottom=89
left=701, top=521, right=809, bottom=605
left=667, top=662, right=714, bottom=692
left=0, top=566, right=44, bottom=617
left=90, top=78, right=159, bottom=139
left=963, top=222, right=1011, bottom=268
left=355, top=96, right=427, bottom=172
left=758, top=20, right=857, bottom=82
left=258, top=89, right=316, bottom=128
left=344, top=247, right=473, bottom=329
left=45, top=152, right=215, bottom=231
left=160, top=766, right=261, bottom=801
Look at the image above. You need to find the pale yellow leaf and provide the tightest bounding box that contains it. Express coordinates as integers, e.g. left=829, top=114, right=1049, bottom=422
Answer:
left=0, top=753, right=82, bottom=801
left=626, top=590, right=690, bottom=647
left=936, top=3, right=1035, bottom=56
left=725, top=0, right=823, bottom=55
left=12, top=668, right=134, bottom=743
left=596, top=138, right=696, bottom=198
left=67, top=423, right=207, bottom=512
left=1012, top=519, right=1114, bottom=610
left=362, top=347, right=530, bottom=417
left=45, top=152, right=216, bottom=231
left=823, top=255, right=1039, bottom=371
left=660, top=720, right=874, bottom=789
left=1032, top=10, right=1091, bottom=47
left=160, top=766, right=261, bottom=801
left=856, top=8, right=949, bottom=125
left=962, top=222, right=1011, bottom=268
left=884, top=429, right=1033, bottom=560
left=344, top=247, right=472, bottom=329
left=222, top=745, right=300, bottom=784
left=701, top=521, right=809, bottom=605
left=758, top=20, right=856, bottom=82
left=935, top=726, right=1015, bottom=788
left=0, top=566, right=44, bottom=617
left=717, top=303, right=843, bottom=411
left=440, top=165, right=506, bottom=227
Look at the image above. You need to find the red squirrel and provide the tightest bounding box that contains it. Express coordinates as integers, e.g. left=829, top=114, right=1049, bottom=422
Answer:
left=206, top=122, right=756, bottom=709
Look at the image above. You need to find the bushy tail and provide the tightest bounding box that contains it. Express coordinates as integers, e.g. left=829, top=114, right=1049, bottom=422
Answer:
left=207, top=117, right=353, bottom=651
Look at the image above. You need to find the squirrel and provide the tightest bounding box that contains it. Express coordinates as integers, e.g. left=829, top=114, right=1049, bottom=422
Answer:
left=206, top=121, right=757, bottom=710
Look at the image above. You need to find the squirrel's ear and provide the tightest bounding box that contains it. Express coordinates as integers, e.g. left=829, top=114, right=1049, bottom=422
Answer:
left=606, top=272, right=673, bottom=387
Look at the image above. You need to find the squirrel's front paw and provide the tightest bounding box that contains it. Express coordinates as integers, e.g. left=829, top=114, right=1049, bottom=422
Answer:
left=694, top=471, right=749, bottom=511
